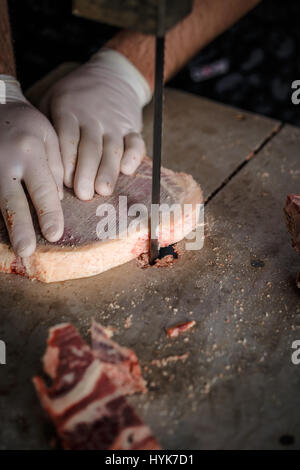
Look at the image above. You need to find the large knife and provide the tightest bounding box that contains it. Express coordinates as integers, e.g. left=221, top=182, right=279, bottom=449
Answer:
left=149, top=35, right=165, bottom=264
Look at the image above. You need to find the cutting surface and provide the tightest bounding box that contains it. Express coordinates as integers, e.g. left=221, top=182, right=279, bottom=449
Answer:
left=1, top=68, right=299, bottom=450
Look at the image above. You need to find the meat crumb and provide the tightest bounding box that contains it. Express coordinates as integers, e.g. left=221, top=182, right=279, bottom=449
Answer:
left=124, top=315, right=133, bottom=329
left=154, top=255, right=176, bottom=268
left=166, top=320, right=196, bottom=338
left=151, top=352, right=190, bottom=368
left=136, top=244, right=181, bottom=269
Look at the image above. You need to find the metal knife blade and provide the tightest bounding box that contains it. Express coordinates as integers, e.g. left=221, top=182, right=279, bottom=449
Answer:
left=150, top=35, right=165, bottom=264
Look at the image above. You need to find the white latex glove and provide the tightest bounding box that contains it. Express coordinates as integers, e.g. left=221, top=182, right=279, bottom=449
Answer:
left=0, top=75, right=64, bottom=257
left=39, top=48, right=152, bottom=200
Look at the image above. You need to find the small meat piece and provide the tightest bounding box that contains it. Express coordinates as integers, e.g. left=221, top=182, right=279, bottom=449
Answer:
left=136, top=244, right=180, bottom=269
left=166, top=320, right=196, bottom=338
left=124, top=315, right=133, bottom=329
left=284, top=194, right=300, bottom=253
left=91, top=320, right=147, bottom=395
left=173, top=244, right=182, bottom=257
left=136, top=252, right=151, bottom=269
left=154, top=254, right=177, bottom=268
left=137, top=252, right=177, bottom=268
left=151, top=353, right=190, bottom=368
left=284, top=195, right=300, bottom=288
left=33, top=323, right=159, bottom=450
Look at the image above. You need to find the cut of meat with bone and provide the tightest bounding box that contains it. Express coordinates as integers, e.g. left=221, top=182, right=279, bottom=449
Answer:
left=33, top=323, right=160, bottom=450
left=284, top=194, right=300, bottom=253
left=91, top=320, right=147, bottom=395
left=0, top=157, right=202, bottom=282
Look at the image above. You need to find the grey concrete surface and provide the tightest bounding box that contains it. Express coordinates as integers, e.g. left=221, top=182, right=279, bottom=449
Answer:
left=0, top=68, right=299, bottom=450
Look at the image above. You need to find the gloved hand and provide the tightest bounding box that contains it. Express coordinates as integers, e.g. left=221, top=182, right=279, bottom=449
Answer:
left=0, top=75, right=64, bottom=257
left=39, top=48, right=152, bottom=200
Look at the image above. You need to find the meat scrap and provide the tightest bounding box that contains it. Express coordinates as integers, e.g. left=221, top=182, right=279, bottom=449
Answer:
left=91, top=320, right=146, bottom=395
left=151, top=352, right=190, bottom=368
left=33, top=323, right=160, bottom=450
left=166, top=320, right=196, bottom=338
left=124, top=315, right=133, bottom=329
left=136, top=252, right=151, bottom=269
left=153, top=255, right=177, bottom=268
left=137, top=252, right=176, bottom=269
left=136, top=244, right=181, bottom=269
left=284, top=194, right=300, bottom=253
left=284, top=195, right=300, bottom=287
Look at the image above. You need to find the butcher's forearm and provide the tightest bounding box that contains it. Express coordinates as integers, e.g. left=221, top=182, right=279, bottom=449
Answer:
left=106, top=0, right=261, bottom=91
left=0, top=0, right=16, bottom=76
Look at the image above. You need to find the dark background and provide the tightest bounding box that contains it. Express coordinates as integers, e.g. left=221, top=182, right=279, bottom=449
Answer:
left=7, top=0, right=300, bottom=126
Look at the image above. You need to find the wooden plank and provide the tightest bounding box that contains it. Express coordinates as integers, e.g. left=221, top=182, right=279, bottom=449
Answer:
left=0, top=68, right=289, bottom=450
left=130, top=123, right=300, bottom=450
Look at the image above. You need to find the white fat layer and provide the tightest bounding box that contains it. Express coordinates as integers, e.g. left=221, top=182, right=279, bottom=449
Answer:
left=63, top=388, right=122, bottom=430
left=70, top=346, right=86, bottom=357
left=43, top=346, right=59, bottom=379
left=50, top=360, right=103, bottom=415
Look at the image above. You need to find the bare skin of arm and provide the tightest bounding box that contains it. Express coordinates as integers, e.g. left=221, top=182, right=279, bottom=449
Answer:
left=106, top=0, right=261, bottom=91
left=0, top=0, right=16, bottom=76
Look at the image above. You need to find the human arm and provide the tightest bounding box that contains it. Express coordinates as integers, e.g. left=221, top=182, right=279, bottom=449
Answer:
left=38, top=0, right=261, bottom=201
left=0, top=0, right=64, bottom=257
left=106, top=0, right=262, bottom=91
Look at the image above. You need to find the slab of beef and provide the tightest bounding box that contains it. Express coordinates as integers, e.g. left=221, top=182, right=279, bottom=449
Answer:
left=0, top=157, right=202, bottom=282
left=33, top=323, right=160, bottom=450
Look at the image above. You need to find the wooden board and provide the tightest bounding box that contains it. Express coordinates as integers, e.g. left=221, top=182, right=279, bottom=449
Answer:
left=2, top=66, right=297, bottom=450
left=128, top=124, right=300, bottom=450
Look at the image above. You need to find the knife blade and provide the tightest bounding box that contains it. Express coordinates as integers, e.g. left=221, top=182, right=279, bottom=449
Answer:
left=150, top=35, right=165, bottom=264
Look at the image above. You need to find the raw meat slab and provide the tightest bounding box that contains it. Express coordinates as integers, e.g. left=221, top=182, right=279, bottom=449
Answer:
left=33, top=322, right=160, bottom=450
left=0, top=156, right=202, bottom=282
